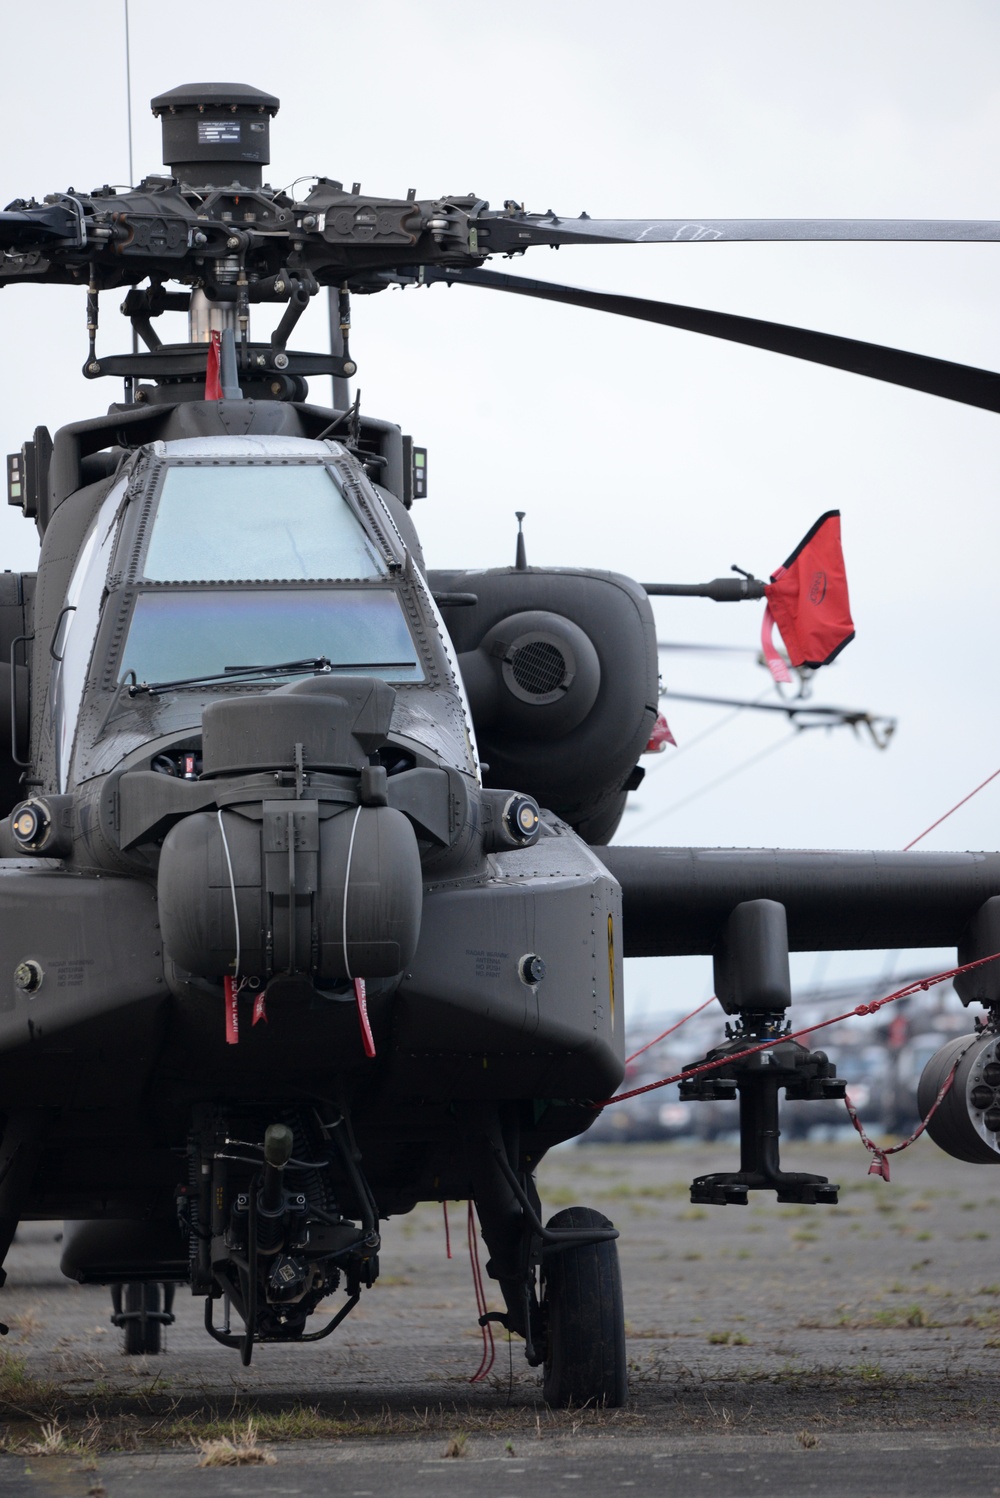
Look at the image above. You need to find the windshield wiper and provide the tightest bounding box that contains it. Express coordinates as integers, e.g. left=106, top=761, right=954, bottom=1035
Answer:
left=127, top=656, right=347, bottom=696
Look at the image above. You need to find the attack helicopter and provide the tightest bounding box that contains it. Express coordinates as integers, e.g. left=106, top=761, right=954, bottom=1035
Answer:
left=0, top=81, right=999, bottom=1407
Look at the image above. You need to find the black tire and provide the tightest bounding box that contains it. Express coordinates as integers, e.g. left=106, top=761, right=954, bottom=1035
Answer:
left=122, top=1282, right=162, bottom=1355
left=541, top=1206, right=627, bottom=1408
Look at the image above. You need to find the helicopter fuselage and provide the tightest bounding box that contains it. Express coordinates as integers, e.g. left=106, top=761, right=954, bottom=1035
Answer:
left=0, top=412, right=647, bottom=1243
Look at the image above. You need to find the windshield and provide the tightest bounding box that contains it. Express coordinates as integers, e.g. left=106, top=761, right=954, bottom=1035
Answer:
left=121, top=588, right=424, bottom=685
left=52, top=479, right=126, bottom=790
left=141, top=462, right=387, bottom=582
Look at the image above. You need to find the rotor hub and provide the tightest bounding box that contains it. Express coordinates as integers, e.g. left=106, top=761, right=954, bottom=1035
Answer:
left=151, top=82, right=279, bottom=190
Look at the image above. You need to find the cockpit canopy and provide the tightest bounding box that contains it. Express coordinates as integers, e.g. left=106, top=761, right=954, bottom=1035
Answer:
left=46, top=437, right=472, bottom=791
left=122, top=453, right=421, bottom=686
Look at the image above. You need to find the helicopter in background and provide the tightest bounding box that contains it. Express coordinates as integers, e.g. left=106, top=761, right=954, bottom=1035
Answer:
left=0, top=81, right=998, bottom=1405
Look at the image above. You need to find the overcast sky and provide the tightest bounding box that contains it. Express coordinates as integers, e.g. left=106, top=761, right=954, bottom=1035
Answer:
left=2, top=0, right=998, bottom=1022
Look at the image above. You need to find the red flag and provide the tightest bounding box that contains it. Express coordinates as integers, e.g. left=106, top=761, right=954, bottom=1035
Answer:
left=205, top=330, right=222, bottom=400
left=761, top=510, right=854, bottom=681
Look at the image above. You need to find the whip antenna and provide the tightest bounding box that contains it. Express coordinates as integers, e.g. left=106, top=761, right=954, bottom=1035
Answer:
left=124, top=1, right=138, bottom=376
left=124, top=0, right=134, bottom=189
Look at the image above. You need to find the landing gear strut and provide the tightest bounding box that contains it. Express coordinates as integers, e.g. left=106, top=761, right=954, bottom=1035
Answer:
left=461, top=1103, right=628, bottom=1408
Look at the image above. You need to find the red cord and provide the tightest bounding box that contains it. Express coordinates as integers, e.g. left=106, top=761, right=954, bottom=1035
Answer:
left=843, top=1039, right=973, bottom=1180
left=598, top=948, right=1000, bottom=1109
left=904, top=765, right=1000, bottom=850
left=626, top=996, right=718, bottom=1063
left=467, top=1201, right=495, bottom=1383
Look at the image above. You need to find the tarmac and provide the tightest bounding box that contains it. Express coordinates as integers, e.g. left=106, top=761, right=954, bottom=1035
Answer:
left=1, top=1137, right=998, bottom=1494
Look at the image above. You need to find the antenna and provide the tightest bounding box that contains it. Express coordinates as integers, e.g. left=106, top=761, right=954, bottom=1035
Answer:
left=515, top=511, right=527, bottom=570
left=123, top=0, right=138, bottom=379
left=123, top=0, right=134, bottom=189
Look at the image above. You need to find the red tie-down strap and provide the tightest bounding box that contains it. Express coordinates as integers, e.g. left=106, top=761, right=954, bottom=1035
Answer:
left=761, top=510, right=855, bottom=684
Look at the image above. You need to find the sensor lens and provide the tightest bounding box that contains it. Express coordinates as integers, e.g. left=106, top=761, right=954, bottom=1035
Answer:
left=503, top=795, right=540, bottom=844
left=11, top=801, right=48, bottom=849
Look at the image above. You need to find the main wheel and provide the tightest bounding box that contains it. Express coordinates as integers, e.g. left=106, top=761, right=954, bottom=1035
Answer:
left=541, top=1206, right=627, bottom=1408
left=122, top=1282, right=163, bottom=1355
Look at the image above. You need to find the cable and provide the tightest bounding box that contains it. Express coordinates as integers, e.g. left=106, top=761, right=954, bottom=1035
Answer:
left=652, top=691, right=772, bottom=766
left=903, top=765, right=1000, bottom=850
left=599, top=947, right=1000, bottom=1109
left=628, top=729, right=800, bottom=839
left=467, top=1202, right=495, bottom=1383
left=843, top=1036, right=977, bottom=1181
left=626, top=996, right=718, bottom=1063
left=217, top=810, right=240, bottom=980
left=631, top=688, right=776, bottom=801
left=342, top=807, right=363, bottom=981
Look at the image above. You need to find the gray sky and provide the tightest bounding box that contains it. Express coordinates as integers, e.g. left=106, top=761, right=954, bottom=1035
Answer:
left=2, top=0, right=998, bottom=1021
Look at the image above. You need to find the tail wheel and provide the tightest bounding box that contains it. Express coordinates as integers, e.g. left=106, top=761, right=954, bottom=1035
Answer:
left=541, top=1206, right=627, bottom=1408
left=122, top=1282, right=164, bottom=1355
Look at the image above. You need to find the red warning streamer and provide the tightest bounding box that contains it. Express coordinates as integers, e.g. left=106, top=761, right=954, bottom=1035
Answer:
left=224, top=975, right=239, bottom=1045
left=354, top=977, right=376, bottom=1058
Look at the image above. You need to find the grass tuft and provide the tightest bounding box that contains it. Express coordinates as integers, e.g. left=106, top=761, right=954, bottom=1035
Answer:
left=196, top=1419, right=276, bottom=1468
left=0, top=1350, right=58, bottom=1413
left=23, top=1420, right=70, bottom=1456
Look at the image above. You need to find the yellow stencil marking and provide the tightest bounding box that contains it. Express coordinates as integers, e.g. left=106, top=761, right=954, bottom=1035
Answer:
left=607, top=913, right=616, bottom=1030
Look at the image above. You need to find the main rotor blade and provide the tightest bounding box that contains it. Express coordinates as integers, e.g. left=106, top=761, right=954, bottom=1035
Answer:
left=479, top=213, right=1000, bottom=251
left=658, top=641, right=761, bottom=655
left=665, top=691, right=896, bottom=744
left=667, top=690, right=863, bottom=719
left=421, top=266, right=1000, bottom=413
left=0, top=203, right=80, bottom=248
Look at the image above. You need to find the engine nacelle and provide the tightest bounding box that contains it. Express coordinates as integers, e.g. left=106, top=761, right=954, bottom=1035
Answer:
left=431, top=566, right=658, bottom=843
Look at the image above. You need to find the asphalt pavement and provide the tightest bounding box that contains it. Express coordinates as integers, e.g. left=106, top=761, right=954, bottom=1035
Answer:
left=1, top=1139, right=998, bottom=1495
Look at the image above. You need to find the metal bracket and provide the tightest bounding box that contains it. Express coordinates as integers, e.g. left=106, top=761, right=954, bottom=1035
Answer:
left=681, top=1023, right=843, bottom=1205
